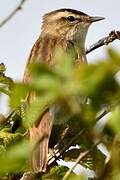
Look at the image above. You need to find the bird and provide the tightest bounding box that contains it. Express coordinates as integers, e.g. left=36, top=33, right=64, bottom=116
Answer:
left=23, top=8, right=104, bottom=173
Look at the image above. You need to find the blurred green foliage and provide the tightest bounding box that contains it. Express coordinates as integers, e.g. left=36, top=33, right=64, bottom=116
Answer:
left=0, top=48, right=120, bottom=179
left=0, top=63, right=13, bottom=95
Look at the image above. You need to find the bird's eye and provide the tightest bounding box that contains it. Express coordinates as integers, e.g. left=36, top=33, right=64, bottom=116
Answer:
left=67, top=16, right=76, bottom=22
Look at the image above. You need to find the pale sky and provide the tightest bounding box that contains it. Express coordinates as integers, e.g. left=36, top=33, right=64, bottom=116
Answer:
left=0, top=0, right=120, bottom=113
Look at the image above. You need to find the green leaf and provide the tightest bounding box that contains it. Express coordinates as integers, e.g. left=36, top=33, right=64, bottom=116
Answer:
left=0, top=131, right=23, bottom=149
left=10, top=83, right=30, bottom=108
left=0, top=140, right=33, bottom=174
left=0, top=75, right=13, bottom=86
left=0, top=63, right=13, bottom=96
left=108, top=47, right=120, bottom=67
left=68, top=173, right=87, bottom=180
left=42, top=165, right=75, bottom=180
left=109, top=106, right=120, bottom=134
left=29, top=62, right=59, bottom=78
left=53, top=47, right=74, bottom=77
left=23, top=94, right=56, bottom=128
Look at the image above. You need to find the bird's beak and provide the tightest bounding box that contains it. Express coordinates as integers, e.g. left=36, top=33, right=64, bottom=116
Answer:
left=90, top=16, right=105, bottom=23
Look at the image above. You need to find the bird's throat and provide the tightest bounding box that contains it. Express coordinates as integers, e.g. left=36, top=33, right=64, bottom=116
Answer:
left=67, top=24, right=89, bottom=64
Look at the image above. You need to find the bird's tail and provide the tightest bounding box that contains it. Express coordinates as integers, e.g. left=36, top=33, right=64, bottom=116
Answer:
left=30, top=112, right=51, bottom=172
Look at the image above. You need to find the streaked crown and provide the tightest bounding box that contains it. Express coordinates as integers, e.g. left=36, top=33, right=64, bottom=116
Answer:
left=41, top=8, right=104, bottom=37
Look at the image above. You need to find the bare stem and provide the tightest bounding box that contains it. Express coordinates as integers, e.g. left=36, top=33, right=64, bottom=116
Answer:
left=0, top=0, right=28, bottom=28
left=63, top=140, right=100, bottom=180
left=86, top=30, right=120, bottom=54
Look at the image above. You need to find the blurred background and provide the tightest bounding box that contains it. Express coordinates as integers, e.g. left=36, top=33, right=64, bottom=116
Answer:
left=0, top=0, right=120, bottom=113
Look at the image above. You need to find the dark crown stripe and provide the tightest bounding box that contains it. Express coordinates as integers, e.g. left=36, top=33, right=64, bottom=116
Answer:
left=44, top=8, right=88, bottom=17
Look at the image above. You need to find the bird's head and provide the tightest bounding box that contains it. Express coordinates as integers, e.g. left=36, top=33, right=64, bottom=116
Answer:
left=41, top=8, right=104, bottom=42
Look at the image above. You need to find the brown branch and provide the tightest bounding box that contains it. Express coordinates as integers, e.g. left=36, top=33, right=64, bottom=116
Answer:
left=63, top=140, right=100, bottom=180
left=0, top=0, right=28, bottom=28
left=86, top=30, right=120, bottom=54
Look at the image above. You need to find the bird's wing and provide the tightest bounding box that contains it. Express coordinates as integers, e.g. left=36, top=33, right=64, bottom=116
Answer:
left=23, top=35, right=74, bottom=172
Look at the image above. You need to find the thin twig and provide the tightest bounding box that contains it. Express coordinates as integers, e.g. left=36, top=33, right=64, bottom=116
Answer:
left=0, top=0, right=27, bottom=28
left=48, top=128, right=86, bottom=165
left=0, top=87, right=10, bottom=96
left=96, top=108, right=110, bottom=121
left=48, top=110, right=111, bottom=166
left=48, top=107, right=111, bottom=166
left=63, top=140, right=100, bottom=180
left=86, top=30, right=120, bottom=54
left=20, top=172, right=34, bottom=180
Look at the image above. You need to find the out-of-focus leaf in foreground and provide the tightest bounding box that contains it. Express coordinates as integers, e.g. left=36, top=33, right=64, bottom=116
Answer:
left=10, top=83, right=30, bottom=108
left=42, top=165, right=76, bottom=180
left=109, top=106, right=120, bottom=134
left=23, top=94, right=55, bottom=128
left=0, top=63, right=13, bottom=95
left=6, top=48, right=120, bottom=179
left=0, top=140, right=33, bottom=174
